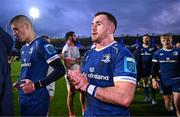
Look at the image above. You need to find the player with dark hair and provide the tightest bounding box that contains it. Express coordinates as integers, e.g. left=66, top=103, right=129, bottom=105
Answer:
left=134, top=34, right=157, bottom=105
left=61, top=31, right=86, bottom=117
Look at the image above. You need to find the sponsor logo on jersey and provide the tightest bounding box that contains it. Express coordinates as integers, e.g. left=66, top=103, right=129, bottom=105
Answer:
left=21, top=63, right=31, bottom=67
left=101, top=54, right=111, bottom=63
left=124, top=57, right=136, bottom=74
left=83, top=72, right=109, bottom=81
left=160, top=53, right=163, bottom=56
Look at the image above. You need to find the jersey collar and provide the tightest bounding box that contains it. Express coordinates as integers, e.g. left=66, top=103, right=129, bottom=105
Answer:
left=95, top=41, right=117, bottom=52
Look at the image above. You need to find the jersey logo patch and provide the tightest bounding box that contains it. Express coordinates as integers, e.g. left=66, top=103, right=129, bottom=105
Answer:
left=44, top=44, right=56, bottom=55
left=173, top=51, right=178, bottom=56
left=101, top=54, right=111, bottom=63
left=124, top=57, right=136, bottom=74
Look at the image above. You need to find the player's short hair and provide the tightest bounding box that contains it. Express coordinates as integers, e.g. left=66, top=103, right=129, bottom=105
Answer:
left=160, top=33, right=172, bottom=41
left=65, top=31, right=75, bottom=39
left=95, top=12, right=117, bottom=31
left=10, top=15, right=32, bottom=26
left=143, top=34, right=150, bottom=38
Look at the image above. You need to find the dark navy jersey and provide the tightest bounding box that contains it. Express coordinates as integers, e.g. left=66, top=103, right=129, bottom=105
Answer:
left=0, top=27, right=14, bottom=115
left=152, top=48, right=180, bottom=86
left=19, top=36, right=59, bottom=94
left=134, top=45, right=156, bottom=77
left=82, top=42, right=137, bottom=116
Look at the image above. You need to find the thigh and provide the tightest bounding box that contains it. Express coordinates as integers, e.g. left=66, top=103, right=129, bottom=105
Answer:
left=173, top=92, right=180, bottom=112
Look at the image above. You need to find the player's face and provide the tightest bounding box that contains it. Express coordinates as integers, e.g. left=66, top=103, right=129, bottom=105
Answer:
left=11, top=22, right=29, bottom=42
left=176, top=43, right=180, bottom=48
left=161, top=37, right=172, bottom=49
left=142, top=36, right=150, bottom=45
left=91, top=15, right=111, bottom=43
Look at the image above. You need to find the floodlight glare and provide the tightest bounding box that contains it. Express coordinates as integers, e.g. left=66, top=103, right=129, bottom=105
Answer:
left=29, top=7, right=40, bottom=19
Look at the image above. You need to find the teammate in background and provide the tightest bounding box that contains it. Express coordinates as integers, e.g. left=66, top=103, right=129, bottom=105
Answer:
left=61, top=31, right=86, bottom=117
left=151, top=34, right=180, bottom=116
left=0, top=27, right=14, bottom=116
left=10, top=15, right=65, bottom=116
left=41, top=35, right=56, bottom=115
left=134, top=34, right=157, bottom=105
left=67, top=12, right=137, bottom=116
left=176, top=42, right=180, bottom=48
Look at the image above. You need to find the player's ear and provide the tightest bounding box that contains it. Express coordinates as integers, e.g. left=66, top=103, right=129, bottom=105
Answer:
left=108, top=23, right=115, bottom=34
left=23, top=22, right=30, bottom=30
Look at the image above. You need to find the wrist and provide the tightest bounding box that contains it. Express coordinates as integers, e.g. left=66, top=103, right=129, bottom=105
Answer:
left=34, top=80, right=43, bottom=89
left=86, top=84, right=97, bottom=97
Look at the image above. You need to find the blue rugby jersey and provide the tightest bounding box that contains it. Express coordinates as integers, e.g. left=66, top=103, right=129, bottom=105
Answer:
left=152, top=48, right=180, bottom=86
left=140, top=45, right=156, bottom=76
left=82, top=42, right=137, bottom=116
left=19, top=36, right=59, bottom=94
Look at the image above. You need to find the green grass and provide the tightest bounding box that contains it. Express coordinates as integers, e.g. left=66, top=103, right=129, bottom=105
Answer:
left=11, top=61, right=168, bottom=116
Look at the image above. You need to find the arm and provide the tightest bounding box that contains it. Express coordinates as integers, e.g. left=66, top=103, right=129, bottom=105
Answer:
left=133, top=48, right=141, bottom=82
left=63, top=57, right=82, bottom=68
left=35, top=59, right=65, bottom=88
left=95, top=82, right=135, bottom=107
left=20, top=59, right=65, bottom=93
left=67, top=70, right=136, bottom=107
left=151, top=61, right=159, bottom=89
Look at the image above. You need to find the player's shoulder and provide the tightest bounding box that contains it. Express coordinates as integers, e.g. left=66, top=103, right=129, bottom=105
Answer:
left=111, top=42, right=132, bottom=56
left=154, top=48, right=162, bottom=55
left=35, top=36, right=48, bottom=45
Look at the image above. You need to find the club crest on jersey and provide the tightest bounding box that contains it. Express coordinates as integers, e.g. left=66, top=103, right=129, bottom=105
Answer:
left=23, top=58, right=26, bottom=62
left=101, top=54, right=111, bottom=63
left=44, top=44, right=56, bottom=55
left=29, top=47, right=34, bottom=54
left=124, top=57, right=136, bottom=74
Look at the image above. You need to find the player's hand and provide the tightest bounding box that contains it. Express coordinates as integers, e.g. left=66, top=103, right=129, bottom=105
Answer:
left=152, top=79, right=159, bottom=89
left=67, top=70, right=88, bottom=92
left=20, top=79, right=35, bottom=93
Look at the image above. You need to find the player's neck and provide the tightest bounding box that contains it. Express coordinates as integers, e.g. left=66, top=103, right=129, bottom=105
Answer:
left=26, top=32, right=36, bottom=44
left=163, top=46, right=173, bottom=50
left=96, top=35, right=114, bottom=50
left=142, top=43, right=150, bottom=48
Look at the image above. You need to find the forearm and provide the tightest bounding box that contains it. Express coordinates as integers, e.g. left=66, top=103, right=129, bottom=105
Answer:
left=88, top=83, right=136, bottom=107
left=35, top=59, right=65, bottom=89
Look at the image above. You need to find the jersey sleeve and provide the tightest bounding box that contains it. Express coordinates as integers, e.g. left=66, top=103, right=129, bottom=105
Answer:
left=40, top=41, right=59, bottom=64
left=152, top=50, right=159, bottom=63
left=113, top=47, right=137, bottom=84
left=61, top=44, right=68, bottom=54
